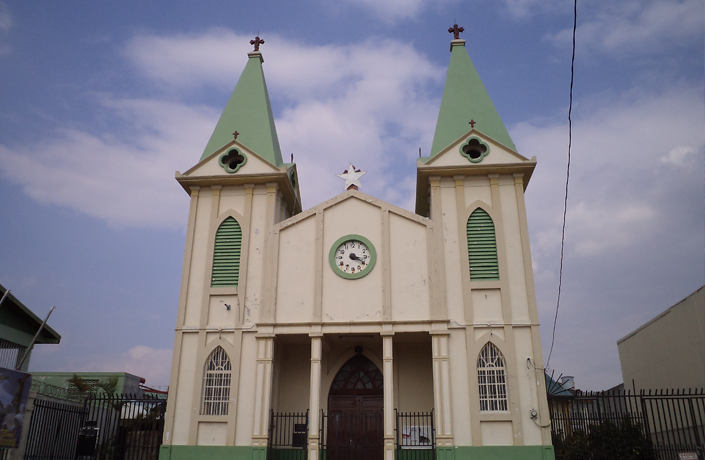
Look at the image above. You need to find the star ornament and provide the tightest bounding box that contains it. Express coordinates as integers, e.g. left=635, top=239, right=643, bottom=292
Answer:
left=337, top=163, right=367, bottom=191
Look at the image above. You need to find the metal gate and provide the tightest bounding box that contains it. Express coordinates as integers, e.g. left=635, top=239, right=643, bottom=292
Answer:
left=24, top=398, right=86, bottom=460
left=22, top=394, right=166, bottom=460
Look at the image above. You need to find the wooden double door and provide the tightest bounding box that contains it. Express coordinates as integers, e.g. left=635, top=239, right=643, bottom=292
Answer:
left=327, top=355, right=384, bottom=460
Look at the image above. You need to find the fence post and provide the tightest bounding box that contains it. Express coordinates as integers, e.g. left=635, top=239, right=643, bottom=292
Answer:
left=688, top=397, right=703, bottom=454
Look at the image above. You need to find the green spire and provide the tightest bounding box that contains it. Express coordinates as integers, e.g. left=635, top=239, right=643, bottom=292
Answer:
left=429, top=40, right=516, bottom=157
left=200, top=52, right=283, bottom=166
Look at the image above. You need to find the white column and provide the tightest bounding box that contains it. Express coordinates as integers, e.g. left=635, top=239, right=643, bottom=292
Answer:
left=382, top=332, right=395, bottom=460
left=432, top=332, right=454, bottom=447
left=252, top=335, right=275, bottom=448
left=308, top=334, right=323, bottom=460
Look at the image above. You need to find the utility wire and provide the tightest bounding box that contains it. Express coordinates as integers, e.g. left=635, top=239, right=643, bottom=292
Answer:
left=546, top=0, right=578, bottom=369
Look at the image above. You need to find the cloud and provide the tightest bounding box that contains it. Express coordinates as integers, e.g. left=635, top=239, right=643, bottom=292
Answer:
left=502, top=0, right=568, bottom=19
left=660, top=146, right=696, bottom=166
left=341, top=0, right=427, bottom=21
left=0, top=1, right=12, bottom=56
left=1, top=32, right=444, bottom=228
left=125, top=31, right=445, bottom=210
left=337, top=0, right=457, bottom=22
left=513, top=84, right=704, bottom=388
left=0, top=2, right=10, bottom=32
left=545, top=0, right=704, bottom=55
left=74, top=346, right=173, bottom=387
left=0, top=97, right=216, bottom=228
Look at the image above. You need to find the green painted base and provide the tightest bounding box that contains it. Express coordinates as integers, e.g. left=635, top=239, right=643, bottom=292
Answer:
left=159, top=445, right=263, bottom=460
left=159, top=445, right=555, bottom=460
left=440, top=446, right=555, bottom=460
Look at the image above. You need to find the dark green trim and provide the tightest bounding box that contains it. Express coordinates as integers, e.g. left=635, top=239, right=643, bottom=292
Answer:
left=328, top=234, right=377, bottom=280
left=159, top=445, right=554, bottom=460
left=467, top=209, right=499, bottom=281
left=219, top=148, right=248, bottom=173
left=448, top=446, right=555, bottom=460
left=159, top=446, right=258, bottom=460
left=460, top=137, right=490, bottom=163
left=0, top=283, right=61, bottom=345
left=211, top=217, right=242, bottom=287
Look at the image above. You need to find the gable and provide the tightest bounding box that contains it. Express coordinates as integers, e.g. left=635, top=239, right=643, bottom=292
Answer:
left=274, top=190, right=433, bottom=324
left=425, top=129, right=529, bottom=168
left=279, top=190, right=430, bottom=230
left=183, top=140, right=280, bottom=178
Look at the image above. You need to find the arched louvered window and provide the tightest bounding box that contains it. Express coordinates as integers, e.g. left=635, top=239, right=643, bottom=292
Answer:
left=477, top=342, right=508, bottom=412
left=467, top=208, right=499, bottom=281
left=211, top=217, right=242, bottom=287
left=201, top=346, right=231, bottom=415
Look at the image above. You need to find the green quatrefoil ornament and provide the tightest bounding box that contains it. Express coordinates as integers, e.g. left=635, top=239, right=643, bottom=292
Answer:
left=219, top=148, right=248, bottom=173
left=460, top=137, right=490, bottom=163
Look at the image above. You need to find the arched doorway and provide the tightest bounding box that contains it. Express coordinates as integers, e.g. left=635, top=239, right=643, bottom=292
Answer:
left=327, top=354, right=384, bottom=460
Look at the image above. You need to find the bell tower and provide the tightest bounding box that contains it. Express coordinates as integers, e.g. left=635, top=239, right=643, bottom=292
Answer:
left=415, top=29, right=552, bottom=450
left=162, top=40, right=301, bottom=450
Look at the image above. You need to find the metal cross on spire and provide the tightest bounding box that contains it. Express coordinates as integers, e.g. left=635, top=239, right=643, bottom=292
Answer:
left=250, top=36, right=265, bottom=51
left=337, top=163, right=367, bottom=191
left=448, top=24, right=464, bottom=39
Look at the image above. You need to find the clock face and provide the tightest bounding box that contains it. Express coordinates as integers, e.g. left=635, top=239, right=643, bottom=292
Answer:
left=329, top=234, right=377, bottom=279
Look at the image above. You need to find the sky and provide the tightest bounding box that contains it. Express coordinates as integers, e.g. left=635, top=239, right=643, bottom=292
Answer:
left=0, top=0, right=702, bottom=390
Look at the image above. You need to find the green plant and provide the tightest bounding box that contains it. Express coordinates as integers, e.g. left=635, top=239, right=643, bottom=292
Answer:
left=553, top=416, right=655, bottom=460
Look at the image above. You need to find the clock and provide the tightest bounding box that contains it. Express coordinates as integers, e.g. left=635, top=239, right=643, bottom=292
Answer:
left=329, top=234, right=377, bottom=279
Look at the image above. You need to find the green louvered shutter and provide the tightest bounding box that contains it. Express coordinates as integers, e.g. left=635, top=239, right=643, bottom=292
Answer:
left=467, top=209, right=499, bottom=281
left=211, top=217, right=242, bottom=287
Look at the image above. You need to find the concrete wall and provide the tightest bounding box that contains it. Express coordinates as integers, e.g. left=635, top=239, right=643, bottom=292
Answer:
left=618, top=286, right=705, bottom=392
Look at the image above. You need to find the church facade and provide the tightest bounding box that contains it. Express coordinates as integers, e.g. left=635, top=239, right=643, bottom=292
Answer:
left=160, top=32, right=554, bottom=460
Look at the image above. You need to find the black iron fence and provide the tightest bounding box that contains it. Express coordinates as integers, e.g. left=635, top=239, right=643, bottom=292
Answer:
left=23, top=394, right=166, bottom=460
left=267, top=411, right=309, bottom=460
left=268, top=410, right=435, bottom=460
left=395, top=411, right=435, bottom=460
left=550, top=389, right=705, bottom=460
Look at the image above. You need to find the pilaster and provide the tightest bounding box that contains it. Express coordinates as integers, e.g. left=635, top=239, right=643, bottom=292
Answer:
left=429, top=176, right=448, bottom=320
left=164, top=186, right=200, bottom=444
left=382, top=330, right=395, bottom=460
left=260, top=183, right=279, bottom=323
left=252, top=335, right=275, bottom=448
left=514, top=173, right=552, bottom=444
left=381, top=209, right=392, bottom=321
left=308, top=333, right=323, bottom=460
left=431, top=328, right=454, bottom=447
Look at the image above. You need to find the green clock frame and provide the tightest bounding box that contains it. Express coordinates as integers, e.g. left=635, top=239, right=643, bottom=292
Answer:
left=329, top=234, right=377, bottom=280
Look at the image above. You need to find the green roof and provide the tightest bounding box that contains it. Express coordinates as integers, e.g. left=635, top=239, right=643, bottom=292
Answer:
left=430, top=40, right=516, bottom=157
left=0, top=283, right=61, bottom=347
left=200, top=52, right=283, bottom=167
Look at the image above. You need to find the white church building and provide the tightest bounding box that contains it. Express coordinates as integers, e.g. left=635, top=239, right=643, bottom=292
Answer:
left=160, top=28, right=555, bottom=460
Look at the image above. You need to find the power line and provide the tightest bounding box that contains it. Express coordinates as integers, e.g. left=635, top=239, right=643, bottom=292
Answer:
left=546, top=0, right=578, bottom=369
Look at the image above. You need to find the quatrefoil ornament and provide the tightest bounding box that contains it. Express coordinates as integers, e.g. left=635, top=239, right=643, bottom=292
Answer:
left=219, top=148, right=247, bottom=173
left=460, top=137, right=490, bottom=163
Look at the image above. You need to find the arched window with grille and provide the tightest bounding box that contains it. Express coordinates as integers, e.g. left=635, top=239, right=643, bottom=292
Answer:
left=477, top=342, right=508, bottom=412
left=467, top=208, right=499, bottom=281
left=211, top=217, right=242, bottom=287
left=201, top=346, right=232, bottom=415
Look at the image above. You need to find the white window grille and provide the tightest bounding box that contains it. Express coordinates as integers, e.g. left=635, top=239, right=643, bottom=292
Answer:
left=477, top=342, right=508, bottom=412
left=201, top=346, right=231, bottom=415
